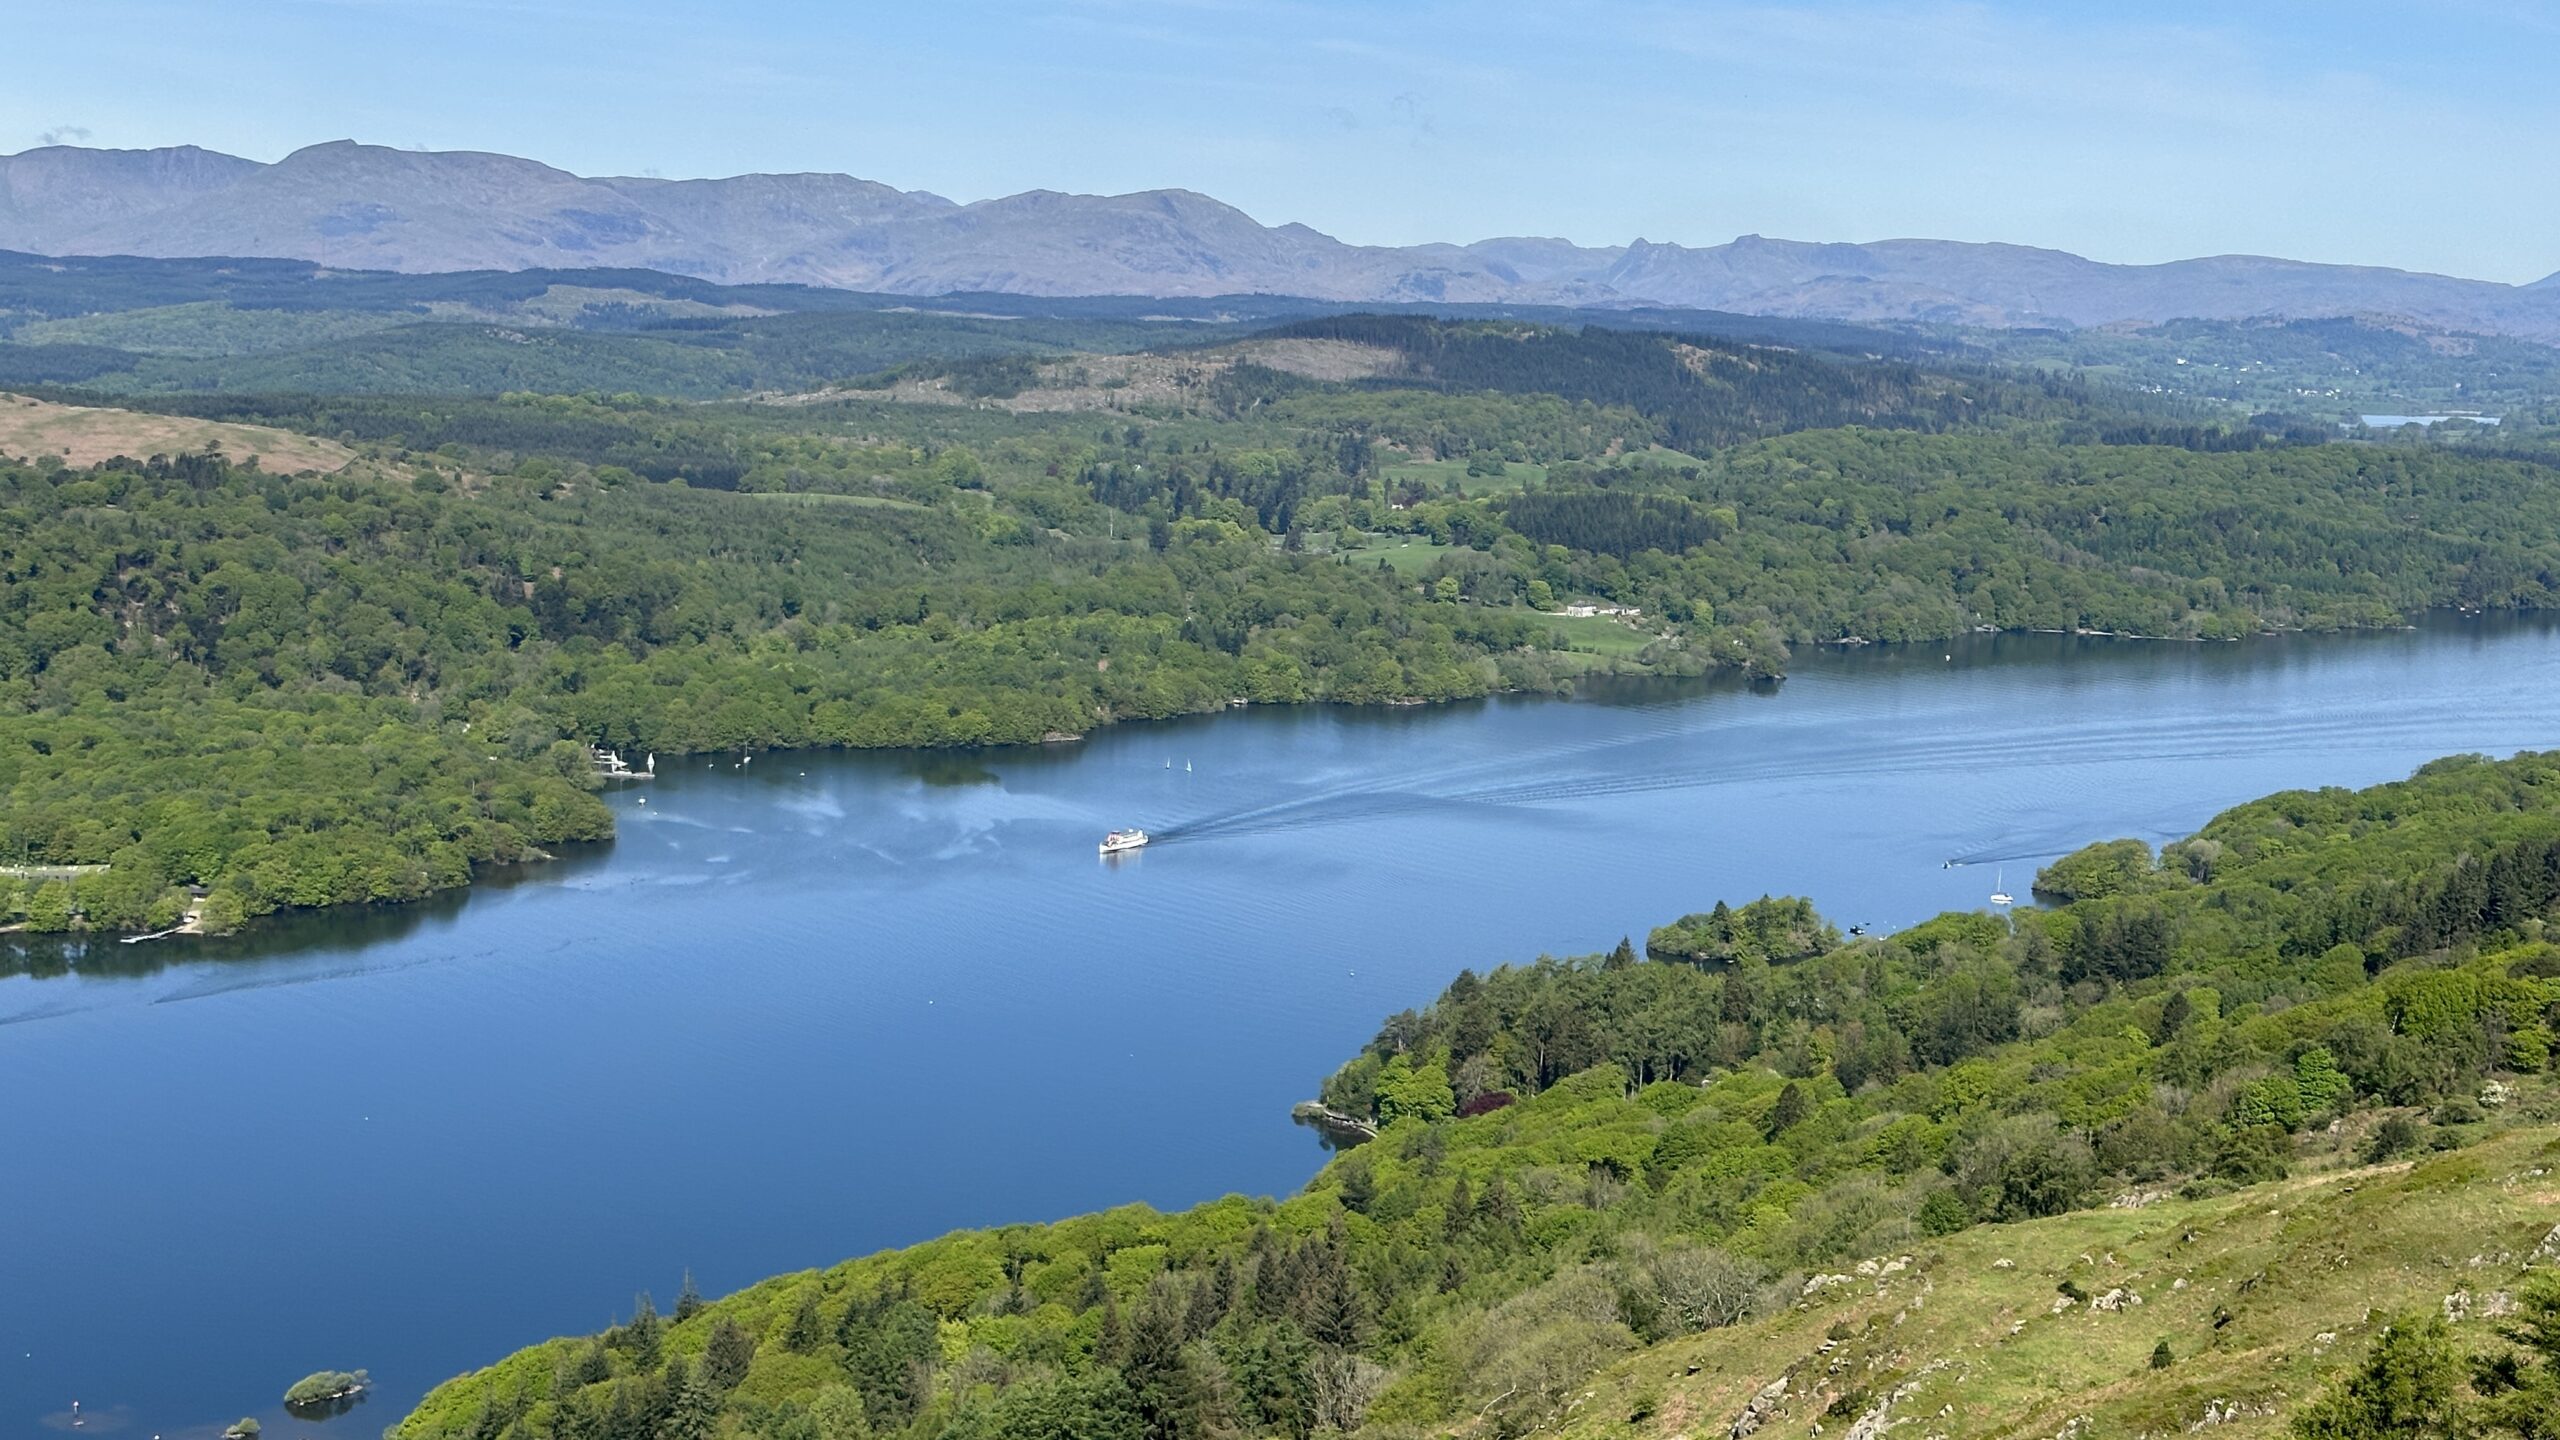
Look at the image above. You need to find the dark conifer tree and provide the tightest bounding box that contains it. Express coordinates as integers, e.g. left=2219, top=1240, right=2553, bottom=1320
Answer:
left=624, top=1295, right=662, bottom=1373
left=1767, top=1081, right=1813, bottom=1138
left=1098, top=1292, right=1127, bottom=1367
left=782, top=1289, right=825, bottom=1354
left=700, top=1315, right=754, bottom=1392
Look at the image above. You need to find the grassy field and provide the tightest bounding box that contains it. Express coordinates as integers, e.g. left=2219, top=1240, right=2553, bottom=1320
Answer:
left=1336, top=537, right=1656, bottom=654
left=1348, top=534, right=1459, bottom=576
left=736, top=490, right=927, bottom=509
left=0, top=391, right=358, bottom=472
left=1537, top=610, right=1658, bottom=656
left=1637, top=444, right=1715, bottom=470
left=1555, top=1112, right=2560, bottom=1440
left=1382, top=456, right=1547, bottom=496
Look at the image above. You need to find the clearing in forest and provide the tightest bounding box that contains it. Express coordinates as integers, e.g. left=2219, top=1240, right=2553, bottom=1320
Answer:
left=0, top=392, right=359, bottom=473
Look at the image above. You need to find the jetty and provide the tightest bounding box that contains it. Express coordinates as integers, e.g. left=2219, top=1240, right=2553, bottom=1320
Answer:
left=118, top=898, right=209, bottom=945
left=1290, top=1100, right=1378, bottom=1142
left=590, top=746, right=655, bottom=781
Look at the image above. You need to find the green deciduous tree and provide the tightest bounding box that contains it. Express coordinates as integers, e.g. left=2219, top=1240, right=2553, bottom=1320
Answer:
left=2291, top=1316, right=2468, bottom=1440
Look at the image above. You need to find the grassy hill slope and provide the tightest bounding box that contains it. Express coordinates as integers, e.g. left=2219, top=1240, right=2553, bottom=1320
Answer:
left=0, top=390, right=358, bottom=470
left=1560, top=1122, right=2560, bottom=1440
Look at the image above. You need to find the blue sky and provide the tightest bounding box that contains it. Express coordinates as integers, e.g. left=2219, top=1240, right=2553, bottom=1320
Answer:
left=6, top=0, right=2555, bottom=281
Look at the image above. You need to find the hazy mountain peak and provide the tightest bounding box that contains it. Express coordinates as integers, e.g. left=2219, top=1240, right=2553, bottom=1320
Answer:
left=0, top=142, right=264, bottom=243
left=0, top=140, right=2555, bottom=336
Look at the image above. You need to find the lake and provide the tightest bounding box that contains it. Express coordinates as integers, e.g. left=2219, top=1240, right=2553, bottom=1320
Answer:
left=2359, top=413, right=2503, bottom=427
left=7, top=616, right=2560, bottom=1436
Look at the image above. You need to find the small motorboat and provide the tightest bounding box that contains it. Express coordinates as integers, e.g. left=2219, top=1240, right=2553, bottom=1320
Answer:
left=1100, top=828, right=1151, bottom=856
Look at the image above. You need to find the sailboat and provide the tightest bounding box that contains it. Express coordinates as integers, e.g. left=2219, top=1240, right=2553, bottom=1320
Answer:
left=1989, top=867, right=2014, bottom=907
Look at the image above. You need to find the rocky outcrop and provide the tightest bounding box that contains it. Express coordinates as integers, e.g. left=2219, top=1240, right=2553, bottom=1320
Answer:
left=1728, top=1376, right=1788, bottom=1439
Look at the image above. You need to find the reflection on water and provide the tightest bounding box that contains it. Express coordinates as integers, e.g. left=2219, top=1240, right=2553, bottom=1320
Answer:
left=283, top=1389, right=372, bottom=1423
left=3, top=615, right=2557, bottom=1436
left=0, top=846, right=615, bottom=986
left=910, top=755, right=1005, bottom=788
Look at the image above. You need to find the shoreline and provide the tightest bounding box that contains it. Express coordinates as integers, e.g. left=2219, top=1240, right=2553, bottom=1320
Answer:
left=13, top=608, right=2544, bottom=942
left=1291, top=1100, right=1380, bottom=1141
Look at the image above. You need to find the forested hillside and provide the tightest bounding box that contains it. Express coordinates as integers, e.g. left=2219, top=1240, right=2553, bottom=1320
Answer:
left=392, top=751, right=2560, bottom=1440
left=9, top=331, right=2560, bottom=934
left=0, top=253, right=1943, bottom=400
left=0, top=446, right=1556, bottom=933
left=1225, top=316, right=2059, bottom=452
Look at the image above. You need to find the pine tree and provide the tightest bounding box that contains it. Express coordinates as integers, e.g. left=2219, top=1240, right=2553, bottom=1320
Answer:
left=1183, top=1272, right=1225, bottom=1340
left=1248, top=1236, right=1296, bottom=1321
left=559, top=1339, right=611, bottom=1395
left=1212, top=1255, right=1243, bottom=1324
left=1766, top=1081, right=1812, bottom=1138
left=1098, top=1293, right=1127, bottom=1367
left=782, top=1289, right=825, bottom=1354
left=2154, top=989, right=2193, bottom=1044
left=700, top=1314, right=755, bottom=1392
left=624, top=1295, right=663, bottom=1372
left=1444, top=1176, right=1473, bottom=1242
left=1475, top=1176, right=1521, bottom=1242
left=1126, top=1280, right=1210, bottom=1440
left=647, top=1358, right=688, bottom=1438
left=658, top=1368, right=718, bottom=1440
left=603, top=1379, right=642, bottom=1440
left=1721, top=954, right=1757, bottom=1025
left=673, top=1270, right=705, bottom=1322
left=1298, top=1233, right=1368, bottom=1352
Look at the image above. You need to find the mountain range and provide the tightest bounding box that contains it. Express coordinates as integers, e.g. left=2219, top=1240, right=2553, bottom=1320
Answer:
left=7, top=140, right=2560, bottom=338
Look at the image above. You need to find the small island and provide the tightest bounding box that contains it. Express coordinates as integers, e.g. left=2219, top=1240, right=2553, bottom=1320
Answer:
left=284, top=1367, right=371, bottom=1410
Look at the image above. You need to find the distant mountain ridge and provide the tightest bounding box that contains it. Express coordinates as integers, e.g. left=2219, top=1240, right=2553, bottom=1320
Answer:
left=7, top=140, right=2560, bottom=338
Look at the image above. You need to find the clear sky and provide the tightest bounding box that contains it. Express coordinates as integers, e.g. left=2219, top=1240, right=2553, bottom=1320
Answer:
left=5, top=0, right=2554, bottom=282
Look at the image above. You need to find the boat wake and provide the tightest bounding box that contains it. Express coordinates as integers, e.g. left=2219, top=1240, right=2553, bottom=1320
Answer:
left=1146, top=692, right=2399, bottom=850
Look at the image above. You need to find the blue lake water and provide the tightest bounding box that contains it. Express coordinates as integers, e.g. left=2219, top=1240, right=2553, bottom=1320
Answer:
left=5, top=616, right=2559, bottom=1437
